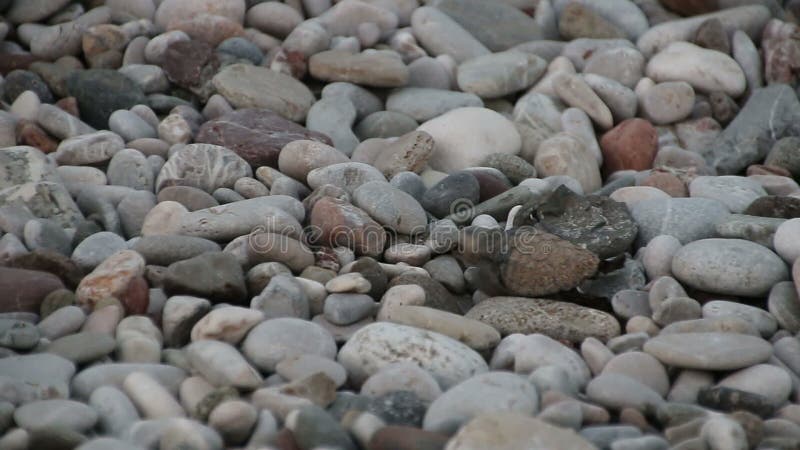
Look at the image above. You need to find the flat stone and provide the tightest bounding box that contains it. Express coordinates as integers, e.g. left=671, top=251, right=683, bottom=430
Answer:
left=242, top=318, right=337, bottom=372
left=14, top=399, right=98, bottom=432
left=337, top=322, right=488, bottom=389
left=163, top=252, right=246, bottom=304
left=671, top=239, right=788, bottom=297
left=196, top=108, right=331, bottom=168
left=629, top=197, right=731, bottom=245
left=466, top=296, right=619, bottom=343
left=646, top=42, right=745, bottom=97
left=717, top=364, right=792, bottom=408
left=155, top=143, right=252, bottom=194
left=445, top=413, right=595, bottom=450
left=418, top=108, right=521, bottom=173
left=45, top=332, right=116, bottom=365
left=212, top=64, right=314, bottom=122
left=699, top=84, right=800, bottom=175
left=309, top=50, right=409, bottom=88
left=423, top=372, right=539, bottom=434
left=434, top=0, right=543, bottom=51
left=457, top=51, right=546, bottom=98
left=185, top=340, right=262, bottom=389
left=66, top=70, right=146, bottom=129
left=702, top=300, right=777, bottom=338
left=689, top=176, right=767, bottom=214
left=132, top=235, right=221, bottom=266
left=386, top=88, right=482, bottom=123
left=586, top=374, right=664, bottom=412
left=71, top=363, right=186, bottom=400
left=643, top=332, right=773, bottom=371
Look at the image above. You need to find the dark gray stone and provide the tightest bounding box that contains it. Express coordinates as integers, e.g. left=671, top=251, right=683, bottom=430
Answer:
left=66, top=70, right=147, bottom=129
left=699, top=84, right=800, bottom=175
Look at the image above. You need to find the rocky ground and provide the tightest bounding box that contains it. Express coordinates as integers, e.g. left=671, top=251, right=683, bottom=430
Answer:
left=3, top=0, right=800, bottom=449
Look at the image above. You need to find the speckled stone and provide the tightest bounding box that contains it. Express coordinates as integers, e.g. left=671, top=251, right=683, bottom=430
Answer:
left=465, top=296, right=620, bottom=343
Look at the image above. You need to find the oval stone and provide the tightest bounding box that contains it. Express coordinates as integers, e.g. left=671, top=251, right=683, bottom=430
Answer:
left=643, top=332, right=772, bottom=371
left=671, top=239, right=789, bottom=297
left=337, top=322, right=488, bottom=389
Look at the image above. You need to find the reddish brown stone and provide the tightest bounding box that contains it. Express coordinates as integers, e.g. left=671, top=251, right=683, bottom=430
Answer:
left=196, top=108, right=331, bottom=168
left=600, top=119, right=658, bottom=175
left=16, top=120, right=58, bottom=153
left=167, top=14, right=244, bottom=47
left=269, top=48, right=308, bottom=79
left=56, top=97, right=80, bottom=117
left=309, top=197, right=386, bottom=257
left=747, top=164, right=793, bottom=177
left=0, top=54, right=40, bottom=75
left=467, top=168, right=513, bottom=202
left=660, top=0, right=718, bottom=15
left=121, top=276, right=150, bottom=316
left=76, top=250, right=146, bottom=312
left=368, top=426, right=449, bottom=450
left=8, top=250, right=84, bottom=289
left=641, top=171, right=688, bottom=197
left=162, top=40, right=220, bottom=89
left=273, top=428, right=301, bottom=450
left=0, top=267, right=65, bottom=313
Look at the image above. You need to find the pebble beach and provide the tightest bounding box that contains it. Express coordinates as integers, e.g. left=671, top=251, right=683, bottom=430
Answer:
left=3, top=0, right=800, bottom=449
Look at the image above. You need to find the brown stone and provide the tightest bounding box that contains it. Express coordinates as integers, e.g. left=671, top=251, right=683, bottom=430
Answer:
left=368, top=426, right=449, bottom=450
left=16, top=120, right=58, bottom=153
left=744, top=196, right=800, bottom=219
left=499, top=228, right=599, bottom=297
left=56, top=97, right=80, bottom=117
left=641, top=171, right=688, bottom=197
left=76, top=250, right=146, bottom=311
left=309, top=50, right=410, bottom=88
left=660, top=0, right=718, bottom=16
left=196, top=108, right=331, bottom=168
left=162, top=40, right=220, bottom=98
left=8, top=250, right=84, bottom=288
left=82, top=24, right=129, bottom=59
left=0, top=54, right=40, bottom=75
left=465, top=296, right=621, bottom=343
left=167, top=14, right=244, bottom=47
left=693, top=18, right=730, bottom=55
left=0, top=267, right=65, bottom=313
left=600, top=119, right=658, bottom=175
left=121, top=276, right=150, bottom=315
left=309, top=197, right=386, bottom=257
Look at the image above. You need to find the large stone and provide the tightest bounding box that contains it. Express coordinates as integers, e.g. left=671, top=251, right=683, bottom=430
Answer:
left=643, top=332, right=773, bottom=371
left=699, top=84, right=800, bottom=175
left=212, top=64, right=315, bottom=122
left=457, top=51, right=547, bottom=98
left=155, top=143, right=252, bottom=193
left=0, top=181, right=84, bottom=228
left=196, top=108, right=331, bottom=168
left=185, top=340, right=262, bottom=389
left=466, top=296, right=620, bottom=343
left=418, top=107, right=521, bottom=173
left=154, top=0, right=246, bottom=29
left=353, top=181, right=428, bottom=235
left=338, top=322, right=488, bottom=389
left=534, top=186, right=637, bottom=258
left=163, top=252, right=247, bottom=304
left=498, top=228, right=599, bottom=297
left=242, top=318, right=337, bottom=372
left=0, top=267, right=64, bottom=313
left=445, top=413, right=595, bottom=450
left=646, top=42, right=746, bottom=96
left=75, top=250, right=146, bottom=312
left=671, top=239, right=789, bottom=297
left=433, top=0, right=543, bottom=51
left=65, top=70, right=146, bottom=129
left=629, top=197, right=731, bottom=245
left=309, top=50, right=409, bottom=88
left=423, top=372, right=539, bottom=434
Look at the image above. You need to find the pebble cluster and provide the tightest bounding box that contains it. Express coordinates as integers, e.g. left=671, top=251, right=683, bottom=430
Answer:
left=3, top=0, right=800, bottom=449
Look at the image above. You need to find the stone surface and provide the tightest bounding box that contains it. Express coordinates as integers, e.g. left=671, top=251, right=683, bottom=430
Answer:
left=671, top=239, right=789, bottom=297
left=643, top=332, right=773, bottom=371
left=196, top=108, right=331, bottom=168
left=338, top=322, right=488, bottom=389
left=212, top=64, right=315, bottom=122
left=465, top=296, right=620, bottom=343
left=445, top=413, right=595, bottom=450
